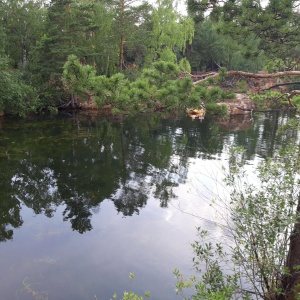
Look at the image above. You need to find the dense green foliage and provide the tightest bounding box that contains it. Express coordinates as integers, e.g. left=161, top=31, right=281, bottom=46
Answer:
left=187, top=0, right=300, bottom=58
left=187, top=20, right=268, bottom=72
left=0, top=0, right=299, bottom=115
left=63, top=55, right=197, bottom=112
left=0, top=56, right=39, bottom=115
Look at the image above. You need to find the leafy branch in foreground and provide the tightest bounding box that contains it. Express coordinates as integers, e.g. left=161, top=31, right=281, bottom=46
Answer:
left=175, top=118, right=300, bottom=299
left=112, top=272, right=150, bottom=300
left=174, top=231, right=240, bottom=300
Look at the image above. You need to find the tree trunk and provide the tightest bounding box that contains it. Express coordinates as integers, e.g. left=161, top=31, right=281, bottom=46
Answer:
left=119, top=0, right=125, bottom=72
left=71, top=94, right=78, bottom=108
left=282, top=195, right=300, bottom=299
left=227, top=70, right=300, bottom=79
left=119, top=34, right=124, bottom=71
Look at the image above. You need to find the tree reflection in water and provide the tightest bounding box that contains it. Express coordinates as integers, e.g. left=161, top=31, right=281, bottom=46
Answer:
left=0, top=197, right=23, bottom=241
left=0, top=111, right=295, bottom=241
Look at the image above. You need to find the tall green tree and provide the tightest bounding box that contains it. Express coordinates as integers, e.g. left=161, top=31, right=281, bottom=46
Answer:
left=41, top=0, right=94, bottom=74
left=187, top=0, right=300, bottom=59
left=29, top=0, right=95, bottom=105
left=146, top=0, right=194, bottom=64
left=189, top=20, right=267, bottom=72
left=104, top=0, right=153, bottom=71
left=91, top=1, right=118, bottom=75
left=1, top=0, right=45, bottom=68
left=121, top=2, right=153, bottom=68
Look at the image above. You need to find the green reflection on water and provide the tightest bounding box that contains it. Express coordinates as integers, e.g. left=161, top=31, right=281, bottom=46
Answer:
left=0, top=111, right=293, bottom=241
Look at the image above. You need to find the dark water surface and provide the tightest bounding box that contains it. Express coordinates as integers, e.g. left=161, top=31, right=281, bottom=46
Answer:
left=0, top=111, right=292, bottom=300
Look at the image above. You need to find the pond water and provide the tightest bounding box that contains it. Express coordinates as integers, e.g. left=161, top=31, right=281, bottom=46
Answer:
left=0, top=111, right=293, bottom=300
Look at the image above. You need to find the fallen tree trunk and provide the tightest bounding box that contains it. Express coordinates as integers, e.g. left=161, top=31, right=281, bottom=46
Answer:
left=193, top=70, right=300, bottom=85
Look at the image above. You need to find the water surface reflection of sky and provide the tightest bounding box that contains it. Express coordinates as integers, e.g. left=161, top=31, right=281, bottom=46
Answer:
left=1, top=196, right=207, bottom=300
left=0, top=112, right=290, bottom=300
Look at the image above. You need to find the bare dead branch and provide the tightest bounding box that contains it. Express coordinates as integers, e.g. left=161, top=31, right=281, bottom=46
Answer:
left=263, top=82, right=300, bottom=91
left=193, top=70, right=300, bottom=85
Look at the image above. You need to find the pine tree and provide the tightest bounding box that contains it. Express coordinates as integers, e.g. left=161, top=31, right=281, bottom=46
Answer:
left=187, top=0, right=300, bottom=58
left=1, top=0, right=45, bottom=68
left=29, top=0, right=96, bottom=104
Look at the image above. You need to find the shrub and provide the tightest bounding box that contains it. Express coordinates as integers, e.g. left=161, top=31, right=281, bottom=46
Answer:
left=207, top=86, right=223, bottom=102
left=175, top=134, right=300, bottom=299
left=0, top=56, right=40, bottom=116
left=205, top=102, right=228, bottom=118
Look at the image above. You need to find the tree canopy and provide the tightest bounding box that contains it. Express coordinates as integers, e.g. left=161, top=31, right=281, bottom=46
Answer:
left=0, top=0, right=299, bottom=115
left=187, top=0, right=300, bottom=58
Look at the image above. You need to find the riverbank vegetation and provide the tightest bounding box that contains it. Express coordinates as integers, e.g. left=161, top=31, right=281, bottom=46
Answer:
left=1, top=0, right=300, bottom=116
left=173, top=118, right=300, bottom=300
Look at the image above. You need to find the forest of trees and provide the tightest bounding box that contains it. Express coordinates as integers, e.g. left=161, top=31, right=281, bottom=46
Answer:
left=0, top=0, right=300, bottom=115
